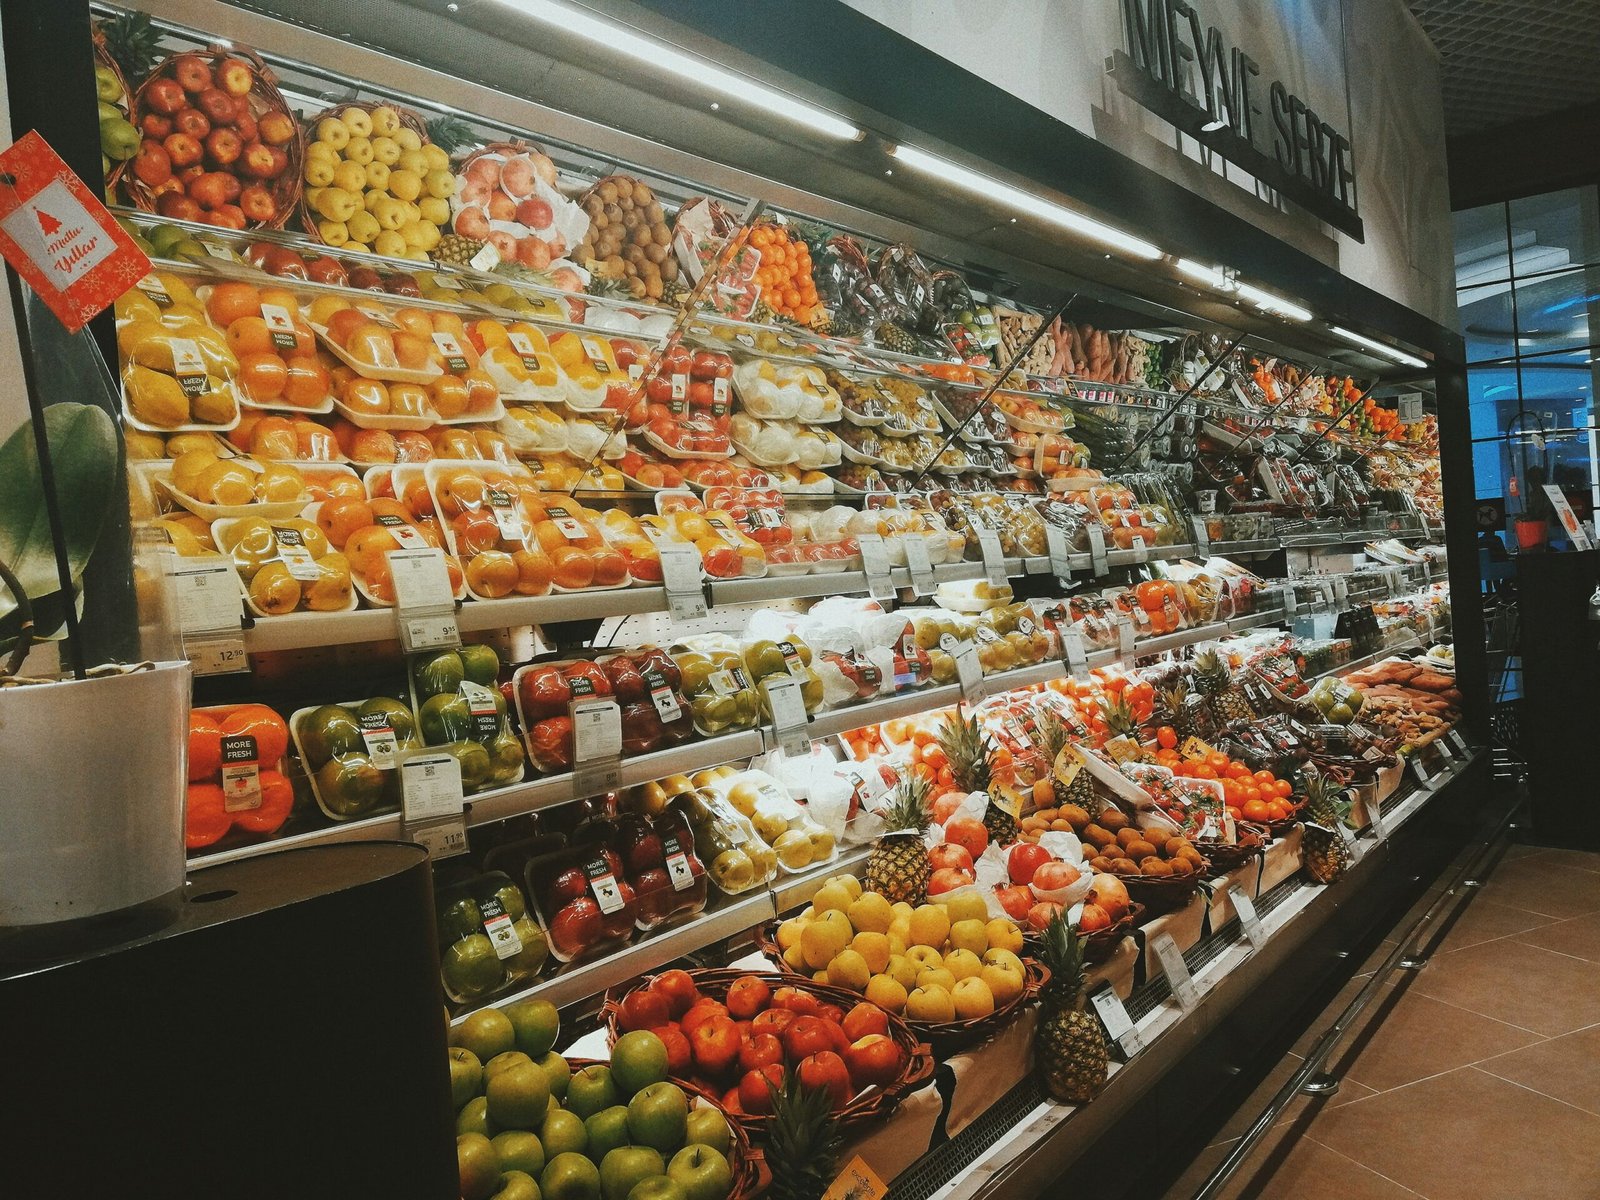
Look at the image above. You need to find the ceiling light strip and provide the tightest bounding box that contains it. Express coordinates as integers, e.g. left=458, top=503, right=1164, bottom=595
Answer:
left=1329, top=325, right=1428, bottom=368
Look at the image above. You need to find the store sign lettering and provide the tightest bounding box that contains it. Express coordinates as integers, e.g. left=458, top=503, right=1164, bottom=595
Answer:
left=1110, top=0, right=1363, bottom=240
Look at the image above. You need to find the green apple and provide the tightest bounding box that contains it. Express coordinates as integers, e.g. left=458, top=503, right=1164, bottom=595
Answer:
left=609, top=1031, right=669, bottom=1096
left=542, top=1151, right=602, bottom=1200
left=493, top=1129, right=545, bottom=1177
left=585, top=1105, right=632, bottom=1162
left=667, top=1145, right=732, bottom=1200
left=628, top=1179, right=688, bottom=1200
left=541, top=1108, right=588, bottom=1159
left=538, top=1051, right=572, bottom=1100
left=506, top=998, right=561, bottom=1058
left=599, top=1145, right=663, bottom=1200
left=626, top=1083, right=688, bottom=1155
left=456, top=1008, right=517, bottom=1063
left=682, top=1108, right=731, bottom=1158
left=458, top=1132, right=501, bottom=1200
left=444, top=935, right=507, bottom=1001
left=567, top=1065, right=619, bottom=1120
left=451, top=1048, right=485, bottom=1111
left=491, top=1170, right=540, bottom=1200
left=486, top=1051, right=535, bottom=1079
left=488, top=1062, right=552, bottom=1131
left=457, top=1096, right=495, bottom=1138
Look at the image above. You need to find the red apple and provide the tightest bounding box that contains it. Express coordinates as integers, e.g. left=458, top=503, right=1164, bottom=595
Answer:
left=238, top=185, right=277, bottom=223
left=650, top=1023, right=692, bottom=1075
left=771, top=987, right=820, bottom=1016
left=140, top=113, right=173, bottom=140
left=176, top=163, right=206, bottom=188
left=173, top=107, right=211, bottom=140
left=1007, top=843, right=1053, bottom=886
left=155, top=191, right=201, bottom=222
left=623, top=832, right=665, bottom=874
left=550, top=866, right=588, bottom=904
left=257, top=111, right=296, bottom=146
left=238, top=141, right=276, bottom=179
left=797, top=1051, right=852, bottom=1110
left=737, top=1063, right=785, bottom=1114
left=928, top=843, right=974, bottom=873
left=781, top=1015, right=835, bottom=1063
left=680, top=999, right=729, bottom=1038
left=1032, top=861, right=1082, bottom=892
left=194, top=88, right=236, bottom=126
left=840, top=1001, right=888, bottom=1043
left=688, top=1015, right=740, bottom=1079
left=262, top=145, right=289, bottom=180
left=204, top=127, right=242, bottom=166
left=651, top=968, right=699, bottom=1018
left=619, top=987, right=672, bottom=1032
left=187, top=171, right=231, bottom=211
left=145, top=77, right=187, bottom=114
left=216, top=58, right=254, bottom=97
left=738, top=1032, right=784, bottom=1075
left=208, top=205, right=247, bottom=229
left=845, top=1035, right=907, bottom=1090
left=994, top=884, right=1035, bottom=921
left=171, top=55, right=213, bottom=94
left=928, top=867, right=976, bottom=896
left=725, top=975, right=771, bottom=1021
left=549, top=896, right=603, bottom=955
left=162, top=132, right=202, bottom=169
left=132, top=141, right=172, bottom=187
left=305, top=256, right=348, bottom=286
left=231, top=109, right=258, bottom=144
left=749, top=1008, right=795, bottom=1040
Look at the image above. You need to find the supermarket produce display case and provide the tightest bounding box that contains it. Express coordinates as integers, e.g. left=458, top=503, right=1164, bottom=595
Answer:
left=9, top=1, right=1494, bottom=1197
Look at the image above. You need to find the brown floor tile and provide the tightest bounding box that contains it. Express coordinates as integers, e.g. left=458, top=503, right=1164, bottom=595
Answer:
left=1420, top=896, right=1556, bottom=955
left=1203, top=1053, right=1376, bottom=1149
left=1476, top=1024, right=1600, bottom=1118
left=1322, top=989, right=1543, bottom=1093
left=1502, top=843, right=1546, bottom=862
left=1181, top=1130, right=1425, bottom=1200
left=1290, top=975, right=1398, bottom=1058
left=1514, top=848, right=1600, bottom=875
left=1161, top=1137, right=1238, bottom=1198
left=1356, top=938, right=1399, bottom=977
left=1518, top=912, right=1600, bottom=964
left=1312, top=1067, right=1600, bottom=1200
left=1477, top=858, right=1600, bottom=919
left=1409, top=939, right=1600, bottom=1036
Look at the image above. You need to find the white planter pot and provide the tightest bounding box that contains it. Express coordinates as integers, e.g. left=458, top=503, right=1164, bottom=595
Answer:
left=0, top=661, right=189, bottom=939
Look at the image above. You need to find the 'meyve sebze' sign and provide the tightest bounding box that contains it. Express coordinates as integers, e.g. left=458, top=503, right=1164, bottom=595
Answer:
left=1109, top=0, right=1363, bottom=240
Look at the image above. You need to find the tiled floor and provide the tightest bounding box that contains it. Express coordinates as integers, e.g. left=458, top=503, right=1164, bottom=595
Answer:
left=1163, top=845, right=1600, bottom=1200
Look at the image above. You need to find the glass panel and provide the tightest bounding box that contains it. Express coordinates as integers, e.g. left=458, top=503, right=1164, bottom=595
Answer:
left=1458, top=280, right=1517, bottom=362
left=1518, top=350, right=1596, bottom=435
left=1509, top=265, right=1600, bottom=358
left=1508, top=187, right=1600, bottom=278
left=1468, top=361, right=1520, bottom=440
left=1471, top=437, right=1508, bottom=501
left=1454, top=201, right=1510, bottom=289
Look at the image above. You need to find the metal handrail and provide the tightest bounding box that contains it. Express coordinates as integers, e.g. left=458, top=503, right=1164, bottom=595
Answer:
left=1190, top=794, right=1522, bottom=1200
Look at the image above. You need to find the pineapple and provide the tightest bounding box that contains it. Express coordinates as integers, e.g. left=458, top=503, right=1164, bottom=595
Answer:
left=1194, top=649, right=1254, bottom=725
left=98, top=12, right=160, bottom=80
left=1036, top=911, right=1108, bottom=1103
left=874, top=320, right=918, bottom=355
left=1160, top=681, right=1200, bottom=740
left=938, top=712, right=1019, bottom=846
left=1036, top=707, right=1094, bottom=809
left=424, top=115, right=476, bottom=156
left=1301, top=770, right=1352, bottom=884
left=432, top=233, right=485, bottom=268
left=865, top=775, right=930, bottom=905
left=764, top=1070, right=843, bottom=1200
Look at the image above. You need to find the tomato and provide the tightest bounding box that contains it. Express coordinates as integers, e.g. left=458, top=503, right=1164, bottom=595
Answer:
left=518, top=665, right=571, bottom=720
left=528, top=716, right=574, bottom=772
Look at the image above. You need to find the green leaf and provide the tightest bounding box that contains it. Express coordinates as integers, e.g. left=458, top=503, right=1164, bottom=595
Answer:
left=0, top=403, right=119, bottom=626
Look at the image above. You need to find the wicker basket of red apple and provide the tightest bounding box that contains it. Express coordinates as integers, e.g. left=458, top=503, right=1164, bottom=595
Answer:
left=603, top=968, right=933, bottom=1139
left=124, top=45, right=303, bottom=229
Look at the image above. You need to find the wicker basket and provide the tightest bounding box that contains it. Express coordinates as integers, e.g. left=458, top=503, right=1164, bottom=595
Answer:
left=91, top=24, right=134, bottom=197
left=1116, top=861, right=1209, bottom=913
left=750, top=920, right=1049, bottom=1050
left=1019, top=901, right=1144, bottom=964
left=1195, top=823, right=1269, bottom=875
left=567, top=1057, right=766, bottom=1200
left=601, top=967, right=934, bottom=1141
left=298, top=100, right=431, bottom=244
left=1265, top=803, right=1306, bottom=838
left=123, top=44, right=304, bottom=229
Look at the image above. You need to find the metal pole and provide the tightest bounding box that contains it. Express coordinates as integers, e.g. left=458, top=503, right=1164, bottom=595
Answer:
left=1107, top=335, right=1245, bottom=472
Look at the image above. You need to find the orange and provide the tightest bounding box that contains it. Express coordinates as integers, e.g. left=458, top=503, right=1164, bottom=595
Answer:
left=258, top=286, right=300, bottom=315
left=533, top=520, right=571, bottom=555
left=549, top=545, right=595, bottom=589
left=205, top=281, right=263, bottom=329
left=435, top=471, right=487, bottom=519
left=392, top=331, right=432, bottom=370
left=185, top=782, right=232, bottom=849
left=451, top=512, right=502, bottom=557
left=391, top=307, right=434, bottom=339
left=217, top=704, right=289, bottom=765
left=188, top=712, right=223, bottom=782
left=462, top=369, right=498, bottom=414
left=429, top=374, right=470, bottom=419
left=591, top=547, right=628, bottom=586
left=344, top=526, right=402, bottom=576
left=281, top=355, right=330, bottom=408
left=316, top=497, right=374, bottom=547
left=226, top=316, right=275, bottom=358
left=511, top=548, right=553, bottom=595
left=232, top=769, right=294, bottom=835
left=367, top=497, right=411, bottom=522
left=341, top=377, right=389, bottom=415
left=465, top=550, right=518, bottom=598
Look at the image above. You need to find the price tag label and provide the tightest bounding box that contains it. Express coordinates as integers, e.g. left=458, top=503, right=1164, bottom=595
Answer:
left=1087, top=523, right=1108, bottom=575
left=643, top=665, right=684, bottom=723
left=1045, top=523, right=1075, bottom=582
left=1281, top=583, right=1298, bottom=617
left=570, top=695, right=623, bottom=799
left=202, top=241, right=235, bottom=262
left=1447, top=729, right=1468, bottom=756
left=173, top=558, right=245, bottom=652
left=411, top=819, right=469, bottom=859
left=1151, top=932, right=1201, bottom=1010
left=469, top=243, right=501, bottom=272
left=485, top=488, right=523, bottom=541
left=976, top=527, right=1008, bottom=589
left=763, top=675, right=812, bottom=758
left=357, top=710, right=399, bottom=769
left=271, top=526, right=323, bottom=582
left=1367, top=795, right=1387, bottom=841
left=1190, top=515, right=1211, bottom=555
left=220, top=734, right=262, bottom=812
left=655, top=539, right=707, bottom=621
left=260, top=303, right=298, bottom=352
left=190, top=636, right=248, bottom=676
left=388, top=547, right=461, bottom=652
left=1115, top=613, right=1136, bottom=657
left=1089, top=986, right=1143, bottom=1056
left=903, top=536, right=935, bottom=596
left=477, top=891, right=525, bottom=960
left=822, top=1156, right=888, bottom=1200
left=856, top=532, right=895, bottom=601
left=954, top=640, right=987, bottom=704
left=401, top=752, right=466, bottom=824
left=1231, top=887, right=1265, bottom=949
left=1129, top=533, right=1151, bottom=562
left=585, top=855, right=626, bottom=914
left=1061, top=626, right=1090, bottom=681
left=1396, top=392, right=1424, bottom=423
